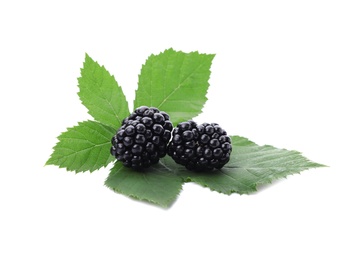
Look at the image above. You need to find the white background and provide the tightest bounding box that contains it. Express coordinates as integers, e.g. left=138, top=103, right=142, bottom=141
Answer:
left=1, top=1, right=346, bottom=259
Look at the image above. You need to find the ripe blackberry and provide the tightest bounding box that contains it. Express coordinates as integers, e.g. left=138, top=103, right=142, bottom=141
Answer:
left=111, top=106, right=173, bottom=170
left=168, top=121, right=232, bottom=171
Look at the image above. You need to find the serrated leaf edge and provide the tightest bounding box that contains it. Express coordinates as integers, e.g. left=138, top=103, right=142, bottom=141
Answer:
left=188, top=135, right=327, bottom=195
left=45, top=120, right=116, bottom=173
left=134, top=48, right=215, bottom=124
left=105, top=161, right=184, bottom=208
left=77, top=53, right=130, bottom=129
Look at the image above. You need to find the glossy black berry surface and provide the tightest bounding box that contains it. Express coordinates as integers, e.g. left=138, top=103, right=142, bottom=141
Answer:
left=111, top=106, right=173, bottom=170
left=168, top=121, right=232, bottom=171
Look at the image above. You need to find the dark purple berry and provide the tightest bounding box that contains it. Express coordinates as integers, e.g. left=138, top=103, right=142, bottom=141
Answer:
left=123, top=136, right=133, bottom=147
left=145, top=129, right=153, bottom=139
left=200, top=134, right=210, bottom=144
left=131, top=144, right=143, bottom=155
left=161, top=112, right=170, bottom=120
left=204, top=148, right=213, bottom=159
left=209, top=139, right=220, bottom=149
left=146, top=142, right=155, bottom=153
left=124, top=125, right=135, bottom=136
left=178, top=122, right=191, bottom=132
left=163, top=120, right=173, bottom=131
left=167, top=121, right=232, bottom=171
left=110, top=106, right=173, bottom=170
left=135, top=134, right=146, bottom=144
left=152, top=135, right=160, bottom=145
left=213, top=148, right=223, bottom=159
left=152, top=124, right=164, bottom=135
left=182, top=130, right=194, bottom=141
left=141, top=117, right=153, bottom=127
left=135, top=123, right=146, bottom=134
left=173, top=134, right=182, bottom=144
left=205, top=125, right=214, bottom=135
left=153, top=113, right=165, bottom=124
left=110, top=146, right=116, bottom=156
left=163, top=130, right=171, bottom=142
left=135, top=106, right=149, bottom=115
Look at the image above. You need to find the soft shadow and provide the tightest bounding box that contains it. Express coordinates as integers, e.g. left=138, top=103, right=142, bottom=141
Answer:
left=252, top=178, right=287, bottom=194
left=126, top=193, right=180, bottom=210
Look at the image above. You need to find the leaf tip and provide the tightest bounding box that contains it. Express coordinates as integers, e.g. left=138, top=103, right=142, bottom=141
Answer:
left=44, top=160, right=50, bottom=167
left=316, top=162, right=328, bottom=168
left=84, top=52, right=91, bottom=60
left=82, top=53, right=96, bottom=68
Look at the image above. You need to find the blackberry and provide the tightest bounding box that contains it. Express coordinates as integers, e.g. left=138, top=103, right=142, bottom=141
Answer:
left=111, top=106, right=173, bottom=170
left=168, top=121, right=232, bottom=171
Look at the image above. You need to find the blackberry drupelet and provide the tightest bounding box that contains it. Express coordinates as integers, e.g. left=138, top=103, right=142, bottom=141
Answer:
left=168, top=121, right=231, bottom=171
left=111, top=106, right=173, bottom=170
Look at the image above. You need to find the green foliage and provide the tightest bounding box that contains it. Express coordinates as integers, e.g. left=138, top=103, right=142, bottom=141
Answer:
left=47, top=49, right=325, bottom=207
left=134, top=48, right=214, bottom=125
left=179, top=136, right=325, bottom=195
left=105, top=161, right=183, bottom=207
left=46, top=121, right=115, bottom=173
left=105, top=136, right=324, bottom=206
left=78, top=54, right=130, bottom=129
left=47, top=53, right=130, bottom=173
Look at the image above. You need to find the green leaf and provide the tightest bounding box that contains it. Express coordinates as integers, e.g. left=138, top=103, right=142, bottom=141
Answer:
left=104, top=136, right=324, bottom=207
left=46, top=120, right=116, bottom=173
left=134, top=48, right=215, bottom=125
left=47, top=50, right=325, bottom=207
left=105, top=160, right=183, bottom=207
left=78, top=54, right=130, bottom=129
left=180, top=136, right=325, bottom=194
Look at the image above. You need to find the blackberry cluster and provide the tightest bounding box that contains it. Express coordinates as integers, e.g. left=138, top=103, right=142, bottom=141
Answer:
left=168, top=121, right=232, bottom=171
left=111, top=106, right=173, bottom=170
